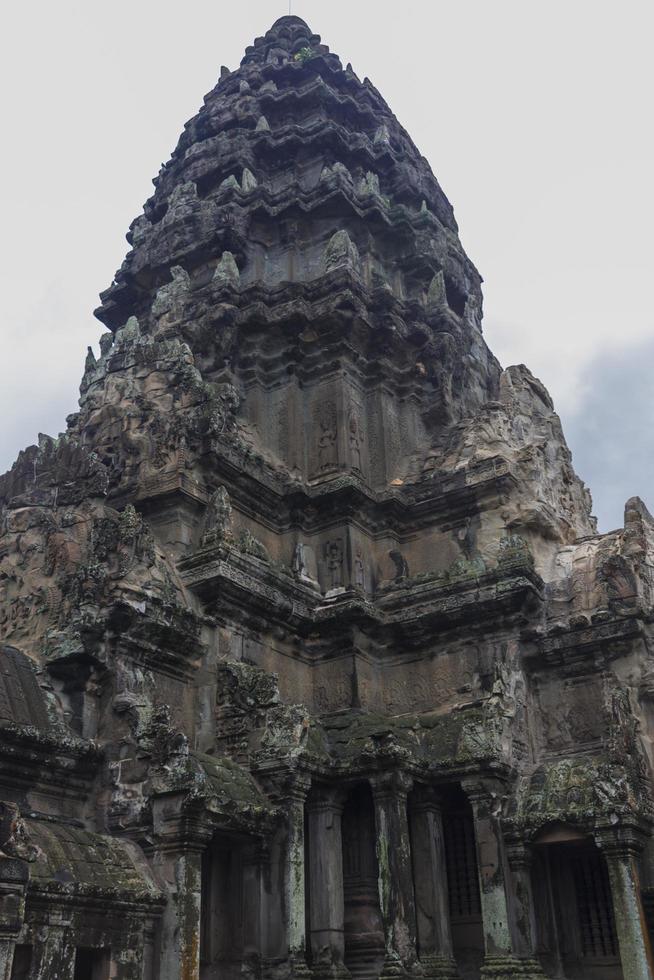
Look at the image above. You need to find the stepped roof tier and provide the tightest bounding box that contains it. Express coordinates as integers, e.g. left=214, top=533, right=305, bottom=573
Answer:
left=0, top=15, right=653, bottom=980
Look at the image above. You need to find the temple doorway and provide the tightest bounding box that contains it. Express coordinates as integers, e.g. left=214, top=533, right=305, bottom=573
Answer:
left=441, top=787, right=484, bottom=978
left=341, top=783, right=385, bottom=980
left=531, top=827, right=622, bottom=980
left=199, top=835, right=260, bottom=980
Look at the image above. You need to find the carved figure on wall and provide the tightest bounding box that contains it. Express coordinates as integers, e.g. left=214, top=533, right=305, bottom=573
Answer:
left=456, top=517, right=476, bottom=560
left=292, top=542, right=308, bottom=579
left=324, top=540, right=344, bottom=591
left=317, top=402, right=338, bottom=472
left=599, top=554, right=639, bottom=613
left=348, top=407, right=364, bottom=473
left=237, top=528, right=270, bottom=563
left=354, top=545, right=365, bottom=589
left=389, top=550, right=409, bottom=581
left=498, top=533, right=533, bottom=568
left=315, top=685, right=330, bottom=712
left=291, top=541, right=318, bottom=586
left=151, top=266, right=191, bottom=329
left=323, top=229, right=359, bottom=272
left=201, top=486, right=233, bottom=547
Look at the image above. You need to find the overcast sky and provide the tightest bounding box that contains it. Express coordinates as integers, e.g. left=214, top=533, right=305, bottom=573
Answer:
left=1, top=0, right=652, bottom=531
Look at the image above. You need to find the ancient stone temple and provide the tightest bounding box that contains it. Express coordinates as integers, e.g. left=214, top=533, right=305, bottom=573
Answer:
left=1, top=14, right=654, bottom=980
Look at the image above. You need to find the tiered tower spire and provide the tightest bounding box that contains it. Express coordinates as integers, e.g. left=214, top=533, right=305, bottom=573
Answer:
left=1, top=16, right=653, bottom=980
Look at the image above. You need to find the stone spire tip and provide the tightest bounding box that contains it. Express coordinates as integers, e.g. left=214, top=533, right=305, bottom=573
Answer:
left=270, top=15, right=311, bottom=31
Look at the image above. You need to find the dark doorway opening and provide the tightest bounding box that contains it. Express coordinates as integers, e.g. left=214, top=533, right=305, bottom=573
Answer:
left=532, top=832, right=622, bottom=980
left=200, top=835, right=260, bottom=980
left=441, top=785, right=484, bottom=978
left=73, top=948, right=110, bottom=980
left=9, top=946, right=32, bottom=980
left=341, top=783, right=385, bottom=980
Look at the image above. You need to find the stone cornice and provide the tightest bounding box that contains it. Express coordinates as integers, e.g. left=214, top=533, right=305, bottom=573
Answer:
left=523, top=614, right=645, bottom=667
left=0, top=724, right=100, bottom=801
left=122, top=453, right=516, bottom=540
left=177, top=543, right=541, bottom=639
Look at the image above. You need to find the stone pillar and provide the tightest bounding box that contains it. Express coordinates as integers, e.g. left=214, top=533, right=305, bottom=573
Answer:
left=595, top=829, right=654, bottom=980
left=149, top=811, right=213, bottom=980
left=141, top=916, right=159, bottom=980
left=409, top=788, right=459, bottom=980
left=0, top=944, right=14, bottom=980
left=462, top=780, right=544, bottom=980
left=371, top=772, right=418, bottom=979
left=0, top=856, right=28, bottom=980
left=282, top=776, right=312, bottom=980
left=27, top=915, right=76, bottom=980
left=161, top=842, right=206, bottom=980
left=504, top=842, right=540, bottom=961
left=307, top=787, right=350, bottom=979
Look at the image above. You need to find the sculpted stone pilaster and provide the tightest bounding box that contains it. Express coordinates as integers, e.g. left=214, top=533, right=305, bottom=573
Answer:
left=307, top=786, right=351, bottom=980
left=0, top=848, right=28, bottom=980
left=503, top=842, right=539, bottom=963
left=25, top=914, right=76, bottom=980
left=370, top=773, right=419, bottom=979
left=149, top=801, right=214, bottom=980
left=461, top=780, right=545, bottom=980
left=409, top=787, right=460, bottom=980
left=594, top=828, right=654, bottom=980
left=260, top=773, right=313, bottom=980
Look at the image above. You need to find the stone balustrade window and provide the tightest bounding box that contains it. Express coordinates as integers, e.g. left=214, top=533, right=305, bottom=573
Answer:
left=443, top=809, right=481, bottom=920
left=571, top=851, right=619, bottom=959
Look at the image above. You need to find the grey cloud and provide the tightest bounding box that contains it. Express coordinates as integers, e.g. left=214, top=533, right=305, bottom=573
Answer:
left=562, top=338, right=654, bottom=533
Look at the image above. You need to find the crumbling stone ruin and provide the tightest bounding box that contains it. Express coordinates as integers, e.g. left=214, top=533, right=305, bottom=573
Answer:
left=1, top=14, right=653, bottom=980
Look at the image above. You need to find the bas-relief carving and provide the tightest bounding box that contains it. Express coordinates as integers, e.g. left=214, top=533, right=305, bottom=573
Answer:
left=347, top=400, right=365, bottom=476
left=570, top=542, right=606, bottom=616
left=242, top=636, right=312, bottom=706
left=353, top=543, right=366, bottom=590
left=292, top=541, right=319, bottom=586
left=218, top=627, right=243, bottom=662
left=382, top=397, right=402, bottom=483
left=312, top=397, right=339, bottom=478
left=290, top=384, right=308, bottom=478
left=315, top=651, right=480, bottom=715
left=350, top=656, right=384, bottom=713
left=599, top=553, right=639, bottom=613
left=388, top=550, right=410, bottom=581
left=322, top=539, right=345, bottom=593
left=537, top=675, right=606, bottom=751
left=380, top=651, right=479, bottom=715
left=313, top=660, right=353, bottom=713
left=397, top=408, right=413, bottom=476
left=517, top=682, right=652, bottom=826
left=277, top=397, right=290, bottom=468
left=241, top=381, right=303, bottom=474
left=365, top=389, right=386, bottom=487
left=201, top=486, right=233, bottom=546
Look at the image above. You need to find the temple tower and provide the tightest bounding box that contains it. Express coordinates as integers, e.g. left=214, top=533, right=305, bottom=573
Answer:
left=1, top=15, right=654, bottom=980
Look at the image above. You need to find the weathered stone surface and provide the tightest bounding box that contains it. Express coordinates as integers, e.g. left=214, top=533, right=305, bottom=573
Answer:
left=1, top=12, right=653, bottom=980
